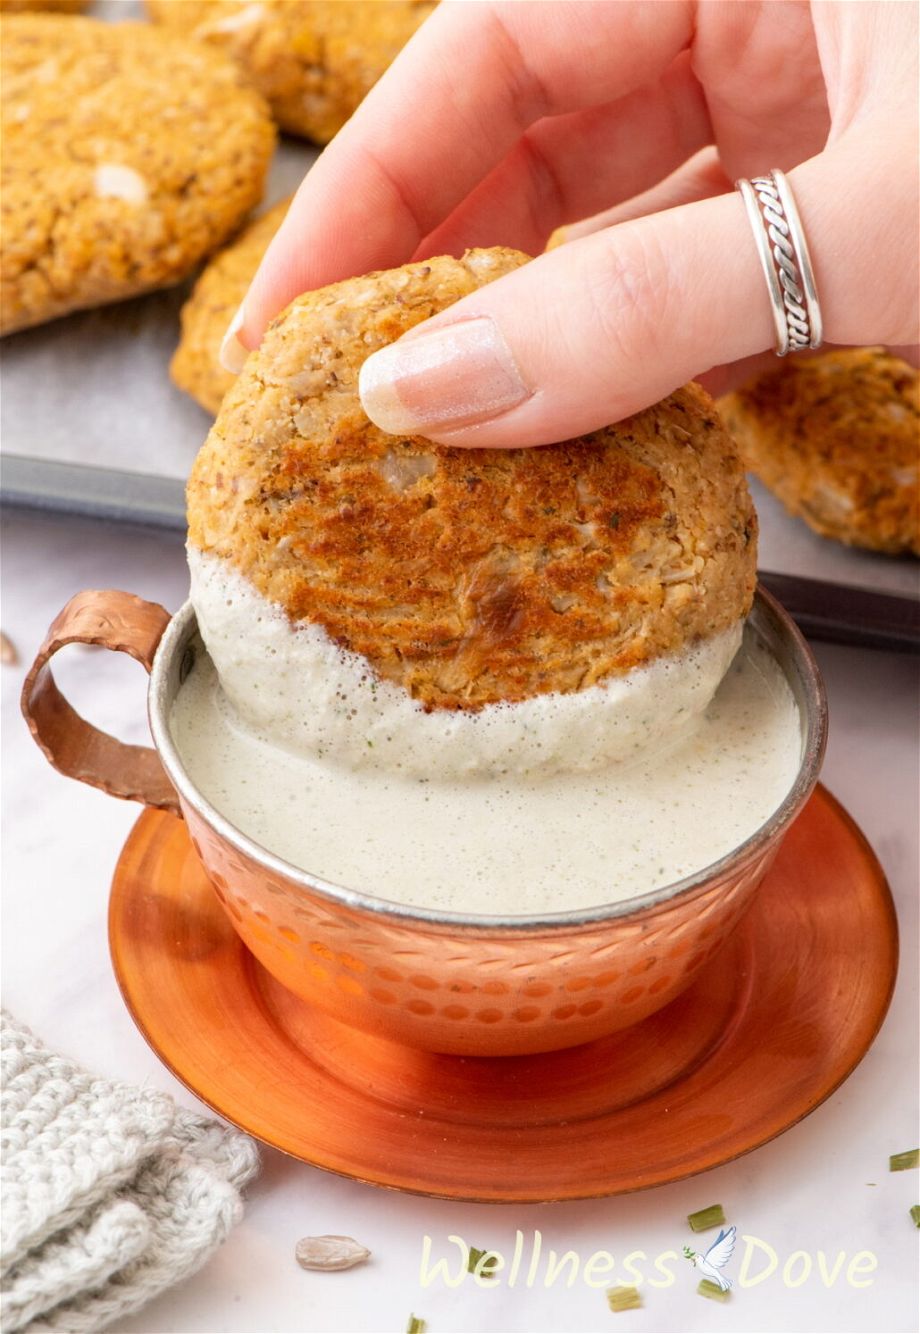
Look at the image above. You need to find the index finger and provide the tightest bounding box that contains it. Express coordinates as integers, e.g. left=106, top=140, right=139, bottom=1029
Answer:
left=240, top=0, right=693, bottom=348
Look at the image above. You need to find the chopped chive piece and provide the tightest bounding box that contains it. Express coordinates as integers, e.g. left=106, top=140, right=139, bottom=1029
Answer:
left=607, top=1285, right=642, bottom=1312
left=698, top=1279, right=730, bottom=1303
left=687, top=1204, right=726, bottom=1232
left=406, top=1317, right=426, bottom=1334
left=890, top=1149, right=919, bottom=1172
left=467, top=1246, right=498, bottom=1276
left=910, top=1205, right=920, bottom=1228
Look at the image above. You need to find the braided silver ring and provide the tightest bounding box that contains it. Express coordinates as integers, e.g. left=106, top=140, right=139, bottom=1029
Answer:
left=736, top=169, right=823, bottom=356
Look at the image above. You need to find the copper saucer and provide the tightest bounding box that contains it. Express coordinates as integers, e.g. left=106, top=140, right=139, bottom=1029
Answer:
left=109, top=785, right=897, bottom=1203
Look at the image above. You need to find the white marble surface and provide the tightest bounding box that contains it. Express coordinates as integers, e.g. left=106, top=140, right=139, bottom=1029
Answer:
left=1, top=509, right=918, bottom=1334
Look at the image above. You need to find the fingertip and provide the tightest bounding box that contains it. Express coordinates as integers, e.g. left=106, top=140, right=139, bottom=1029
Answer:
left=357, top=315, right=532, bottom=441
left=358, top=346, right=415, bottom=435
left=235, top=195, right=316, bottom=350
left=218, top=302, right=250, bottom=374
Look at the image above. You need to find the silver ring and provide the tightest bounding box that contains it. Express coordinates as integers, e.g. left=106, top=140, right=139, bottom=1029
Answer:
left=736, top=168, right=823, bottom=356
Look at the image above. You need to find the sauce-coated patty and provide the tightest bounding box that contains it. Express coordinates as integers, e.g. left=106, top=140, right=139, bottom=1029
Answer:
left=188, top=248, right=757, bottom=710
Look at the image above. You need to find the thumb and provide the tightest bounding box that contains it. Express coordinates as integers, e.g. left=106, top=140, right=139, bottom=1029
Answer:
left=358, top=133, right=918, bottom=447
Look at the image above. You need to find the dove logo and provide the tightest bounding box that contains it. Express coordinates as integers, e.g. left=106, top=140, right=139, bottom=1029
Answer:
left=683, top=1226, right=736, bottom=1291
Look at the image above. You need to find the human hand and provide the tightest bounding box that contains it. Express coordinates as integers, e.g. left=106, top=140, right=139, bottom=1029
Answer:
left=224, top=0, right=919, bottom=448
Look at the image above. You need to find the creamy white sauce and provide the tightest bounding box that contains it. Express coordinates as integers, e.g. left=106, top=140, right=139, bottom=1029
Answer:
left=188, top=549, right=743, bottom=780
left=172, top=564, right=803, bottom=915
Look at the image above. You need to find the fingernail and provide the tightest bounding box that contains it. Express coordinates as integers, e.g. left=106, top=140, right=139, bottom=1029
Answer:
left=358, top=316, right=530, bottom=436
left=219, top=302, right=249, bottom=374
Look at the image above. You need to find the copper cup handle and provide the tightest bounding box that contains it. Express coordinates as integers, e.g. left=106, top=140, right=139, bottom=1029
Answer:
left=21, top=590, right=181, bottom=815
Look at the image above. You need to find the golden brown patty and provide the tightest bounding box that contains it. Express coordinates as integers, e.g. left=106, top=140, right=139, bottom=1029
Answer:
left=188, top=248, right=757, bottom=711
left=0, top=15, right=275, bottom=334
left=720, top=348, right=919, bottom=555
left=146, top=0, right=435, bottom=144
left=172, top=198, right=290, bottom=415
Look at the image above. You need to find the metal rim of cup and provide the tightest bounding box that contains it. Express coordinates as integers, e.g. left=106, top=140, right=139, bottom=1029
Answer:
left=147, top=586, right=827, bottom=933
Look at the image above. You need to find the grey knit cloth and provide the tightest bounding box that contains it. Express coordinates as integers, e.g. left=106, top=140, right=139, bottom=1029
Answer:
left=1, top=1012, right=259, bottom=1333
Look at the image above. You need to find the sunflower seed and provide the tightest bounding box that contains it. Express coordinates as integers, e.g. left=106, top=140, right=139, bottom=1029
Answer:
left=295, top=1235, right=371, bottom=1271
left=0, top=632, right=18, bottom=667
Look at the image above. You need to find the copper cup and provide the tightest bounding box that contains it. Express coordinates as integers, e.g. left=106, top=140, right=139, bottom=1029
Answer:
left=22, top=586, right=826, bottom=1056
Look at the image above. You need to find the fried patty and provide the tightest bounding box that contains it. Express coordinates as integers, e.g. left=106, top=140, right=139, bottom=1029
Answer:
left=0, top=15, right=275, bottom=334
left=188, top=248, right=757, bottom=710
left=146, top=0, right=435, bottom=144
left=720, top=348, right=919, bottom=555
left=172, top=198, right=290, bottom=415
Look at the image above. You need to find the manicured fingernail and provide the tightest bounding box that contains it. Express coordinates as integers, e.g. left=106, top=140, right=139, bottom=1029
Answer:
left=219, top=302, right=248, bottom=374
left=358, top=316, right=530, bottom=436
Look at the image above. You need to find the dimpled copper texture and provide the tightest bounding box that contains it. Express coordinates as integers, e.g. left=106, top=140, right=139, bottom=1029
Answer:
left=179, top=798, right=778, bottom=1055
